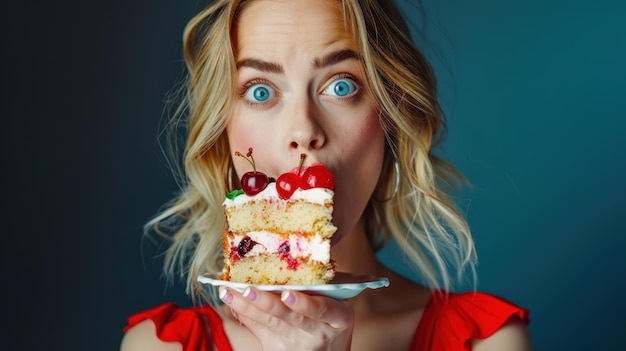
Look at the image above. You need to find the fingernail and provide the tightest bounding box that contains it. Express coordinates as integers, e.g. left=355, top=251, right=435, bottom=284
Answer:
left=243, top=287, right=257, bottom=301
left=281, top=291, right=295, bottom=305
left=219, top=287, right=233, bottom=304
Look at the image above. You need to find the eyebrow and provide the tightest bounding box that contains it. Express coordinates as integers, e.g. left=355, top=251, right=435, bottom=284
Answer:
left=236, top=49, right=362, bottom=74
left=313, top=49, right=362, bottom=69
left=236, top=58, right=284, bottom=73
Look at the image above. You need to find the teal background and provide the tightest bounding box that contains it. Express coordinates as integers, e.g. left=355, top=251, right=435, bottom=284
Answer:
left=384, top=0, right=626, bottom=349
left=3, top=0, right=624, bottom=350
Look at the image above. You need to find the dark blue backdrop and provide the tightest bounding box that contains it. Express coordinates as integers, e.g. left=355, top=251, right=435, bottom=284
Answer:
left=3, top=0, right=624, bottom=350
left=384, top=0, right=626, bottom=349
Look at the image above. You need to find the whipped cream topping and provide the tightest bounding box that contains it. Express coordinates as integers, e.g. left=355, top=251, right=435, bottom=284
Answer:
left=230, top=232, right=331, bottom=263
left=223, top=182, right=333, bottom=207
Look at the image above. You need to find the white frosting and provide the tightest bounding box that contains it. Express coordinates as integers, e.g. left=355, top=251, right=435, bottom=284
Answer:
left=223, top=182, right=333, bottom=207
left=231, top=232, right=331, bottom=263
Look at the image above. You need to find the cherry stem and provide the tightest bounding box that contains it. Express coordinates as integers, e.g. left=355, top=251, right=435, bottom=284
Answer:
left=297, top=153, right=306, bottom=176
left=235, top=149, right=257, bottom=174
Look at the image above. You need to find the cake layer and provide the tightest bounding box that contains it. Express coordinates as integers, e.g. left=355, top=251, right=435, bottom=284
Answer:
left=226, top=231, right=331, bottom=263
left=225, top=200, right=335, bottom=238
left=222, top=254, right=335, bottom=285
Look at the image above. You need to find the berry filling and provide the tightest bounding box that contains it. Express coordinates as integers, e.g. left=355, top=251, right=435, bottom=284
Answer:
left=235, top=235, right=258, bottom=258
left=278, top=240, right=299, bottom=270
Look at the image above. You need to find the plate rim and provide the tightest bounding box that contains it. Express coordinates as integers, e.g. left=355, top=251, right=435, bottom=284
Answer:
left=197, top=272, right=390, bottom=299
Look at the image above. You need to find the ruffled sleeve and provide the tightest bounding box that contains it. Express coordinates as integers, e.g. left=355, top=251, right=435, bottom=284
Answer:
left=411, top=291, right=530, bottom=350
left=124, top=303, right=233, bottom=351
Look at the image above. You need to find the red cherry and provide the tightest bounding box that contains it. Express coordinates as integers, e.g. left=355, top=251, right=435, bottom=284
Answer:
left=276, top=172, right=302, bottom=199
left=241, top=171, right=269, bottom=196
left=301, top=165, right=335, bottom=190
left=235, top=148, right=270, bottom=195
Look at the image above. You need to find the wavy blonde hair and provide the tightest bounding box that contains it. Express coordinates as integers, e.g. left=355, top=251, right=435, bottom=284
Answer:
left=149, top=0, right=476, bottom=303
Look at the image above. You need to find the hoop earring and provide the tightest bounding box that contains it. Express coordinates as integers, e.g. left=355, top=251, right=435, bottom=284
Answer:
left=375, top=161, right=400, bottom=202
left=391, top=161, right=400, bottom=199
left=227, top=165, right=234, bottom=191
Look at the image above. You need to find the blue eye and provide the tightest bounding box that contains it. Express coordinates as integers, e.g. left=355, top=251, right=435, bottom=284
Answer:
left=244, top=84, right=275, bottom=103
left=324, top=78, right=358, bottom=98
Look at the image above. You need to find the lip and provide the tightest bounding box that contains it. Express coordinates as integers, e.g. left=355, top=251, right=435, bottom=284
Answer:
left=289, top=162, right=324, bottom=175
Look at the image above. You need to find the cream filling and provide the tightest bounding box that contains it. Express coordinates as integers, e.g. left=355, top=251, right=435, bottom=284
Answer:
left=230, top=231, right=330, bottom=263
left=223, top=182, right=333, bottom=208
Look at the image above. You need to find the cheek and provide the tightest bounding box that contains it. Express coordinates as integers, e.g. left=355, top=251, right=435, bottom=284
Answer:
left=226, top=112, right=262, bottom=176
left=331, top=108, right=386, bottom=242
left=343, top=109, right=386, bottom=168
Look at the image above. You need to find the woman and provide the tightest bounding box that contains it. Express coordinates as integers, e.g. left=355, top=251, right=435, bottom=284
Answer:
left=121, top=0, right=531, bottom=350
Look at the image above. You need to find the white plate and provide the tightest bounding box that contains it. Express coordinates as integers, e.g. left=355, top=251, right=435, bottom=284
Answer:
left=197, top=272, right=390, bottom=299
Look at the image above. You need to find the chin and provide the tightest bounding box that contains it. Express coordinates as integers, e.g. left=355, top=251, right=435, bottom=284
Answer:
left=330, top=229, right=345, bottom=246
left=329, top=198, right=365, bottom=247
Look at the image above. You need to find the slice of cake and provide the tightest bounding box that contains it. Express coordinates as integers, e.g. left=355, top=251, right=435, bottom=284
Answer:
left=221, top=149, right=336, bottom=285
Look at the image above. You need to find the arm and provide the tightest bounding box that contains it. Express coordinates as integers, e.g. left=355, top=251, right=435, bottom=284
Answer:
left=120, top=320, right=182, bottom=351
left=472, top=317, right=532, bottom=351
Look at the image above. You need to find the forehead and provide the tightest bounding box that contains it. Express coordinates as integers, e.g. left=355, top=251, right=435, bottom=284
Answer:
left=234, top=0, right=357, bottom=58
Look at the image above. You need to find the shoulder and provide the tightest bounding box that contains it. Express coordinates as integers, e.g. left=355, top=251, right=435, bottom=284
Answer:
left=419, top=290, right=531, bottom=350
left=472, top=316, right=532, bottom=351
left=120, top=303, right=223, bottom=351
left=120, top=320, right=182, bottom=351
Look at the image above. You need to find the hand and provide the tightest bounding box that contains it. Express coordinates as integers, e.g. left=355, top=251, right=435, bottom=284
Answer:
left=219, top=286, right=354, bottom=351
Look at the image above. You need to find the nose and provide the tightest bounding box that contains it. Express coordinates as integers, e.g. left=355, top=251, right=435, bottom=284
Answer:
left=286, top=97, right=326, bottom=151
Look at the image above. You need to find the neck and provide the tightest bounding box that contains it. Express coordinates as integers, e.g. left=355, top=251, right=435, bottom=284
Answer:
left=330, top=217, right=430, bottom=318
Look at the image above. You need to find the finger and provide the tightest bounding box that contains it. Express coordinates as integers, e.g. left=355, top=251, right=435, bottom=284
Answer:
left=242, top=287, right=292, bottom=316
left=281, top=290, right=354, bottom=329
left=220, top=286, right=297, bottom=330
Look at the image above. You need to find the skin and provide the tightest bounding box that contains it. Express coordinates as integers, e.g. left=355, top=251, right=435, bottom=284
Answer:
left=121, top=0, right=532, bottom=350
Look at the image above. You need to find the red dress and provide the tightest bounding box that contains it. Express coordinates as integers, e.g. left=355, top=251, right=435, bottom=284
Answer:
left=124, top=291, right=530, bottom=351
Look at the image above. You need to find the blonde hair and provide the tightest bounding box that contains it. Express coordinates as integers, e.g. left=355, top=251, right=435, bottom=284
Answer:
left=149, top=0, right=476, bottom=303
